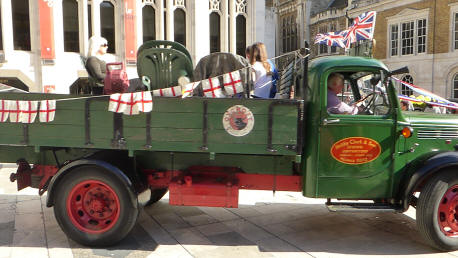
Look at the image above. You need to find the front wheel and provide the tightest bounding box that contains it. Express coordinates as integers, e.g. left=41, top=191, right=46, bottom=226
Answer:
left=417, top=170, right=458, bottom=251
left=53, top=165, right=138, bottom=246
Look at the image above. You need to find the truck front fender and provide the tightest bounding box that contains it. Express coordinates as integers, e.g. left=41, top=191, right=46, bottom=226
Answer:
left=46, top=159, right=137, bottom=208
left=400, top=151, right=458, bottom=211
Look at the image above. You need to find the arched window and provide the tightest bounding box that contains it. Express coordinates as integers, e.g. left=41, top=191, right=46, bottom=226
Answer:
left=401, top=74, right=414, bottom=96
left=63, top=0, right=79, bottom=52
left=100, top=1, right=115, bottom=53
left=174, top=9, right=186, bottom=46
left=235, top=15, right=246, bottom=56
left=143, top=5, right=156, bottom=42
left=210, top=12, right=220, bottom=53
left=12, top=0, right=31, bottom=51
left=88, top=3, right=92, bottom=38
left=454, top=74, right=458, bottom=98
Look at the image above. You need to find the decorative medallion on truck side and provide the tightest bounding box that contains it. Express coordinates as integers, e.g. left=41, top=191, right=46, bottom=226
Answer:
left=222, top=105, right=254, bottom=137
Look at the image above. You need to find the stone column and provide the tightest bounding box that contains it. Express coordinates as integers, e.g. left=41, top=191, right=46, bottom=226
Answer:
left=157, top=0, right=164, bottom=40
left=229, top=0, right=236, bottom=53
left=1, top=0, right=13, bottom=59
left=165, top=0, right=174, bottom=41
left=221, top=0, right=229, bottom=52
left=192, top=0, right=209, bottom=63
left=91, top=0, right=101, bottom=37
left=80, top=0, right=89, bottom=55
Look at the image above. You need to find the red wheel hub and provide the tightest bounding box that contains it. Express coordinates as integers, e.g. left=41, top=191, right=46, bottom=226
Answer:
left=66, top=180, right=120, bottom=234
left=438, top=185, right=458, bottom=237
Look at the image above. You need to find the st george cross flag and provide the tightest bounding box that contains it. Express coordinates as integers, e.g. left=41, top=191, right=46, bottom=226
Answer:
left=108, top=93, right=139, bottom=115
left=344, top=11, right=377, bottom=48
left=223, top=71, right=244, bottom=96
left=153, top=86, right=182, bottom=97
left=8, top=100, right=20, bottom=123
left=0, top=100, right=9, bottom=122
left=39, top=100, right=56, bottom=122
left=202, top=77, right=225, bottom=98
left=134, top=91, right=153, bottom=113
left=18, top=100, right=38, bottom=123
left=182, top=82, right=198, bottom=98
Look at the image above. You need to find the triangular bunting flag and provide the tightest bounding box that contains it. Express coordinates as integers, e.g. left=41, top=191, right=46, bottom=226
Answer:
left=9, top=100, right=20, bottom=123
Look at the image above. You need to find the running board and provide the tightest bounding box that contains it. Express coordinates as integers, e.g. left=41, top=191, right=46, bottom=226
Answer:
left=326, top=202, right=400, bottom=212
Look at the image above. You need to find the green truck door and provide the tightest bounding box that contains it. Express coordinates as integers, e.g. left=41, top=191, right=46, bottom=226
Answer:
left=316, top=72, right=395, bottom=198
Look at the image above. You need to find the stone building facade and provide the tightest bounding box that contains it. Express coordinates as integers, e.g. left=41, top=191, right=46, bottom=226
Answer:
left=0, top=0, right=272, bottom=93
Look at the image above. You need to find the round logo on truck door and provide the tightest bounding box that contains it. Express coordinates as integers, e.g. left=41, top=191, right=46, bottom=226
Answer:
left=222, top=105, right=254, bottom=137
left=330, top=137, right=381, bottom=165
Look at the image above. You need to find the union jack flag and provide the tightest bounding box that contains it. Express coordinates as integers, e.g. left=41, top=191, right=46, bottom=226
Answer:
left=344, top=11, right=377, bottom=48
left=314, top=31, right=346, bottom=49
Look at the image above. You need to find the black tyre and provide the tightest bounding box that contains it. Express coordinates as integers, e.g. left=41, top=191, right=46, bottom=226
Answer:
left=145, top=188, right=168, bottom=207
left=417, top=170, right=458, bottom=251
left=53, top=165, right=138, bottom=246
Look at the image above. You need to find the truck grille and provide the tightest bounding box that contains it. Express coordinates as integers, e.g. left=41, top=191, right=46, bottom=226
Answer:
left=417, top=128, right=458, bottom=139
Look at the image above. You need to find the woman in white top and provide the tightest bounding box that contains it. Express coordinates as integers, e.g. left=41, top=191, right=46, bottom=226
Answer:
left=249, top=43, right=273, bottom=98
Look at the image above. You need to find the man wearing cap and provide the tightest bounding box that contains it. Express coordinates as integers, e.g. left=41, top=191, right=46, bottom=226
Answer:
left=327, top=73, right=359, bottom=115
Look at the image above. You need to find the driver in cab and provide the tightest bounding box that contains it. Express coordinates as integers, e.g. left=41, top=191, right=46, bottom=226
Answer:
left=327, top=73, right=359, bottom=115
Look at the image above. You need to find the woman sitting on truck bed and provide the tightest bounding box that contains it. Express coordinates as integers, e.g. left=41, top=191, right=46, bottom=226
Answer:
left=86, top=36, right=108, bottom=83
left=249, top=43, right=274, bottom=98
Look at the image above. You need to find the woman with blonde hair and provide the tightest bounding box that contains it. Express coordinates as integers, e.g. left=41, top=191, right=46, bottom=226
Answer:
left=86, top=36, right=109, bottom=82
left=249, top=42, right=274, bottom=98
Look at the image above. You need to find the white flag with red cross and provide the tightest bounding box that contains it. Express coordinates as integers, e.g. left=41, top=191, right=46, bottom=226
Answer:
left=223, top=71, right=244, bottom=96
left=0, top=100, right=9, bottom=122
left=108, top=93, right=139, bottom=115
left=134, top=91, right=153, bottom=113
left=39, top=100, right=56, bottom=122
left=18, top=100, right=38, bottom=123
left=202, top=77, right=225, bottom=98
left=8, top=100, right=21, bottom=123
left=181, top=82, right=198, bottom=98
left=153, top=86, right=182, bottom=97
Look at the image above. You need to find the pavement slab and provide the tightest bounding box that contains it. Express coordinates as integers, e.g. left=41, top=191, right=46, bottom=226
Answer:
left=1, top=167, right=458, bottom=257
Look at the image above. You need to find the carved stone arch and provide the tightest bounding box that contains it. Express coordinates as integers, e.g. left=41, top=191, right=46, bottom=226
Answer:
left=174, top=0, right=186, bottom=9
left=445, top=65, right=458, bottom=98
left=142, top=0, right=157, bottom=8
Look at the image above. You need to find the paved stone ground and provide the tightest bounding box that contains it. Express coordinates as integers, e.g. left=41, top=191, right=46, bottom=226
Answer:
left=0, top=166, right=457, bottom=258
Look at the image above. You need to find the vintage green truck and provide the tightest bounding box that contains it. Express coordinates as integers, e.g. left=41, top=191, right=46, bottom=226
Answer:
left=3, top=42, right=458, bottom=251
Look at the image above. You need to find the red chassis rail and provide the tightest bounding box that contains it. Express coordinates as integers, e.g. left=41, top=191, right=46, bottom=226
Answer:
left=144, top=166, right=302, bottom=208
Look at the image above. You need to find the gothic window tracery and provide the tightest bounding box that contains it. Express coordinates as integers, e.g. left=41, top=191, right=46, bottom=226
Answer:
left=209, top=0, right=220, bottom=12
left=174, top=0, right=185, bottom=9
left=236, top=0, right=247, bottom=15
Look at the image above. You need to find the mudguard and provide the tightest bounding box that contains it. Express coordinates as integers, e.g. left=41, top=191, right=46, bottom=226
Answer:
left=400, top=151, right=458, bottom=211
left=46, top=159, right=137, bottom=208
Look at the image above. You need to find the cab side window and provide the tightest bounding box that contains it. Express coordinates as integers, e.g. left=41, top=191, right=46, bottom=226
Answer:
left=327, top=71, right=390, bottom=116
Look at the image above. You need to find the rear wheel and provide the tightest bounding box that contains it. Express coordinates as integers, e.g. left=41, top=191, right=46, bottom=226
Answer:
left=417, top=170, right=458, bottom=251
left=53, top=165, right=138, bottom=246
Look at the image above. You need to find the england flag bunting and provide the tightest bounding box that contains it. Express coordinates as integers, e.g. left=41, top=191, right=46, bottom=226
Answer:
left=18, top=101, right=38, bottom=123
left=135, top=91, right=153, bottom=113
left=0, top=100, right=9, bottom=122
left=8, top=100, right=20, bottom=123
left=182, top=82, right=198, bottom=98
left=153, top=86, right=182, bottom=97
left=108, top=93, right=139, bottom=115
left=39, top=100, right=56, bottom=122
left=202, top=77, right=225, bottom=98
left=223, top=71, right=244, bottom=96
left=108, top=92, right=153, bottom=115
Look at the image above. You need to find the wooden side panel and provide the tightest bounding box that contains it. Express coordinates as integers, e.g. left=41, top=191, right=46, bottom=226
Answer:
left=0, top=94, right=300, bottom=156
